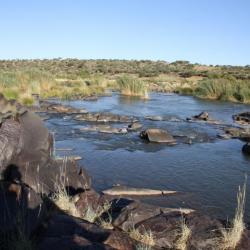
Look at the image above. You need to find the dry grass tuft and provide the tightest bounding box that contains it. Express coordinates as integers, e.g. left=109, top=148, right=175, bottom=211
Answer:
left=175, top=216, right=191, bottom=250
left=129, top=226, right=155, bottom=247
left=221, top=177, right=247, bottom=249
left=51, top=186, right=80, bottom=217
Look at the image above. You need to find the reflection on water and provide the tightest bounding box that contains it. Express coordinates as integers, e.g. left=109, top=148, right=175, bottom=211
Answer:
left=47, top=93, right=250, bottom=222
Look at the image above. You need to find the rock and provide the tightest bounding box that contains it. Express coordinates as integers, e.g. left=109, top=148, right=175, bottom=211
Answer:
left=140, top=129, right=176, bottom=144
left=233, top=112, right=250, bottom=125
left=38, top=101, right=88, bottom=114
left=102, top=186, right=177, bottom=196
left=145, top=115, right=163, bottom=121
left=135, top=211, right=223, bottom=249
left=127, top=122, right=143, bottom=131
left=194, top=111, right=209, bottom=121
left=75, top=112, right=136, bottom=123
left=75, top=189, right=101, bottom=215
left=104, top=230, right=138, bottom=250
left=38, top=214, right=115, bottom=249
left=242, top=143, right=250, bottom=155
left=0, top=109, right=91, bottom=195
left=0, top=181, right=47, bottom=237
left=111, top=199, right=194, bottom=232
left=223, top=126, right=250, bottom=141
left=80, top=125, right=128, bottom=134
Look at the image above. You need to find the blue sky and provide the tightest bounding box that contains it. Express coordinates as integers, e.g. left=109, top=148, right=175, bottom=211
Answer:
left=0, top=0, right=249, bottom=65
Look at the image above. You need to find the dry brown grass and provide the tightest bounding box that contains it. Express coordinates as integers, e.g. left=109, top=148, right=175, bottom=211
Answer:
left=175, top=216, right=191, bottom=250
left=129, top=226, right=155, bottom=247
left=221, top=177, right=247, bottom=249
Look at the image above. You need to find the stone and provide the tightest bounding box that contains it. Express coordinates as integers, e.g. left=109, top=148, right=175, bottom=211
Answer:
left=144, top=115, right=163, bottom=121
left=102, top=186, right=177, bottom=196
left=140, top=129, right=176, bottom=144
left=127, top=123, right=143, bottom=131
left=233, top=112, right=250, bottom=125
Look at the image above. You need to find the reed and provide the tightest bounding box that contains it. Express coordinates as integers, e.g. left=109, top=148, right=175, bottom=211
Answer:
left=117, top=76, right=149, bottom=98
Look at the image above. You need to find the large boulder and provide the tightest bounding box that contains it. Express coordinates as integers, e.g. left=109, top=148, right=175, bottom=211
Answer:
left=0, top=106, right=90, bottom=195
left=140, top=129, right=176, bottom=144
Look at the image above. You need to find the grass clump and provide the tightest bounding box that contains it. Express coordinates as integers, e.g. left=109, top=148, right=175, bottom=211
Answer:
left=129, top=226, right=155, bottom=247
left=175, top=216, right=191, bottom=250
left=51, top=186, right=80, bottom=217
left=221, top=177, right=247, bottom=249
left=117, top=76, right=149, bottom=98
left=195, top=78, right=250, bottom=103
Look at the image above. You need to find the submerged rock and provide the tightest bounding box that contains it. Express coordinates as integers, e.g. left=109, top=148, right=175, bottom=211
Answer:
left=80, top=125, right=128, bottom=134
left=145, top=115, right=163, bottom=121
left=102, top=186, right=177, bottom=196
left=75, top=112, right=137, bottom=123
left=140, top=128, right=176, bottom=144
left=187, top=111, right=222, bottom=125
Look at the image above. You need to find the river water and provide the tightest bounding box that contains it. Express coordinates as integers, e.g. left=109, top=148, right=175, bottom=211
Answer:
left=45, top=93, right=250, bottom=222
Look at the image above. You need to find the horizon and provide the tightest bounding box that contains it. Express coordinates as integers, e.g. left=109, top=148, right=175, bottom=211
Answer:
left=1, top=0, right=250, bottom=65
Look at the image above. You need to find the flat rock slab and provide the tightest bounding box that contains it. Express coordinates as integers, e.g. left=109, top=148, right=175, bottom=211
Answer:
left=80, top=125, right=128, bottom=134
left=75, top=112, right=137, bottom=123
left=102, top=186, right=177, bottom=196
left=140, top=129, right=176, bottom=144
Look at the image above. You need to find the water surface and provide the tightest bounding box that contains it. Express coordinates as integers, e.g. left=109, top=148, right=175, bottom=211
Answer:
left=46, top=93, right=250, bottom=222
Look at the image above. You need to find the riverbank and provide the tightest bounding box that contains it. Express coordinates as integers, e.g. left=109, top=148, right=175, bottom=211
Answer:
left=0, top=95, right=250, bottom=249
left=1, top=59, right=250, bottom=105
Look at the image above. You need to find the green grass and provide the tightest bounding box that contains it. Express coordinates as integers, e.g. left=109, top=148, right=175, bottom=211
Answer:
left=117, top=76, right=148, bottom=98
left=195, top=78, right=250, bottom=103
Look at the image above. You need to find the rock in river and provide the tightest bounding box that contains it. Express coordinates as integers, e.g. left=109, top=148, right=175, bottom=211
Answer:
left=102, top=186, right=177, bottom=196
left=242, top=143, right=250, bottom=155
left=140, top=128, right=176, bottom=144
left=233, top=112, right=250, bottom=125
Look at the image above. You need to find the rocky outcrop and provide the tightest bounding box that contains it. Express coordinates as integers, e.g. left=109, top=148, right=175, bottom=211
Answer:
left=140, top=128, right=176, bottom=144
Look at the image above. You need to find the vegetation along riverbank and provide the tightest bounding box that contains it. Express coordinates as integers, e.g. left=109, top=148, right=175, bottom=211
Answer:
left=1, top=59, right=250, bottom=104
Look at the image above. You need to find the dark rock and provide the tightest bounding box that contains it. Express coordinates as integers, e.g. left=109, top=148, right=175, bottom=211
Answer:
left=194, top=111, right=209, bottom=121
left=233, top=112, right=250, bottom=125
left=37, top=101, right=88, bottom=114
left=135, top=211, right=223, bottom=249
left=0, top=181, right=47, bottom=237
left=140, top=129, right=176, bottom=144
left=242, top=143, right=250, bottom=155
left=112, top=200, right=193, bottom=232
left=75, top=189, right=100, bottom=215
left=104, top=230, right=137, bottom=250
left=0, top=110, right=91, bottom=195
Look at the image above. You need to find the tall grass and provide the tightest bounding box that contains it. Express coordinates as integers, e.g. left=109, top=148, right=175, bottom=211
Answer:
left=221, top=177, right=247, bottom=249
left=117, top=76, right=149, bottom=98
left=0, top=70, right=107, bottom=104
left=195, top=78, right=250, bottom=103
